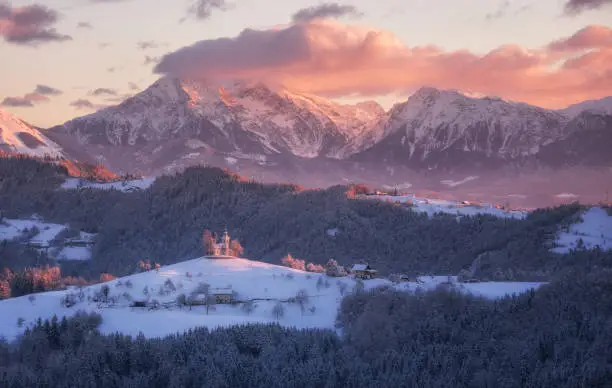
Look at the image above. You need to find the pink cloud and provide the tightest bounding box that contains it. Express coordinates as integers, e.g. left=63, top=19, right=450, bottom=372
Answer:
left=548, top=25, right=612, bottom=52
left=155, top=20, right=612, bottom=109
left=0, top=2, right=71, bottom=45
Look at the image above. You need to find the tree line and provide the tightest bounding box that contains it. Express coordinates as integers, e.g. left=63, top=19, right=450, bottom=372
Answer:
left=0, top=156, right=600, bottom=283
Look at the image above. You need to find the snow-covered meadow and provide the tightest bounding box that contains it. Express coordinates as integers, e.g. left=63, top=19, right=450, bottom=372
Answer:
left=364, top=193, right=528, bottom=219
left=552, top=207, right=612, bottom=253
left=61, top=177, right=156, bottom=192
left=0, top=217, right=94, bottom=260
left=0, top=257, right=543, bottom=342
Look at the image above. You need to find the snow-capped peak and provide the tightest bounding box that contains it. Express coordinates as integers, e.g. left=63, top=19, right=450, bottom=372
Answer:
left=0, top=108, right=63, bottom=157
left=376, top=86, right=570, bottom=161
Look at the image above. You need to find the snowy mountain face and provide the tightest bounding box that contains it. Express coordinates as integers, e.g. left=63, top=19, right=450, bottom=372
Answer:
left=40, top=80, right=612, bottom=175
left=352, top=88, right=572, bottom=169
left=46, top=77, right=386, bottom=174
left=537, top=111, right=612, bottom=167
left=0, top=108, right=63, bottom=158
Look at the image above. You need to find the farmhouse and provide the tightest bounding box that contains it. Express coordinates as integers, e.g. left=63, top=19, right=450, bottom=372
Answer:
left=212, top=287, right=233, bottom=304
left=351, top=264, right=377, bottom=280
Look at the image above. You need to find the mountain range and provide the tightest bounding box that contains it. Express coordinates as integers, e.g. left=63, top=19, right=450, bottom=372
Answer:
left=2, top=77, right=611, bottom=196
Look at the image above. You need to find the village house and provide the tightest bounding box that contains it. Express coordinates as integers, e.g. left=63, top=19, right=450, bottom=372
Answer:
left=211, top=287, right=233, bottom=304
left=351, top=264, right=378, bottom=280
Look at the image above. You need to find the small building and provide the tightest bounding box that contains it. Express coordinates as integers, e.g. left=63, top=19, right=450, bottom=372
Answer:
left=212, top=287, right=233, bottom=304
left=351, top=264, right=377, bottom=280
left=212, top=229, right=232, bottom=256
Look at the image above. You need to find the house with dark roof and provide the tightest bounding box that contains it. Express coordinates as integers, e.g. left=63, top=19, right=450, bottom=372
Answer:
left=351, top=263, right=377, bottom=279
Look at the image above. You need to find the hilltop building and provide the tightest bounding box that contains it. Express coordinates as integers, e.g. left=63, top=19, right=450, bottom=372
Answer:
left=211, top=229, right=232, bottom=256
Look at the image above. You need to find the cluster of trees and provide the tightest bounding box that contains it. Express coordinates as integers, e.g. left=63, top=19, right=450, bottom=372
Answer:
left=0, top=265, right=92, bottom=300
left=280, top=253, right=324, bottom=272
left=2, top=270, right=612, bottom=387
left=0, top=156, right=598, bottom=283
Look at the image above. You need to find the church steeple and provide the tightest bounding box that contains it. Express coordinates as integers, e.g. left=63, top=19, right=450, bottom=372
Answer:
left=222, top=227, right=231, bottom=256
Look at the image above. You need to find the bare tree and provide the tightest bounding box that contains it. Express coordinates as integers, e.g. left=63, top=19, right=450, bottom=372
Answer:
left=272, top=302, right=285, bottom=320
left=295, top=289, right=309, bottom=316
left=241, top=300, right=256, bottom=315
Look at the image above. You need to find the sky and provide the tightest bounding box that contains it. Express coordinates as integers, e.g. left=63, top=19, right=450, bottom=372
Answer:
left=1, top=0, right=611, bottom=128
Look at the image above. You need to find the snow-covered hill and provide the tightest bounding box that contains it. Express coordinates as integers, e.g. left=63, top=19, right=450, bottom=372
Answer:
left=0, top=256, right=542, bottom=341
left=0, top=108, right=63, bottom=157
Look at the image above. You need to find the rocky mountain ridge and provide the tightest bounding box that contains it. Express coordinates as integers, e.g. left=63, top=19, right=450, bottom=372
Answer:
left=5, top=77, right=612, bottom=176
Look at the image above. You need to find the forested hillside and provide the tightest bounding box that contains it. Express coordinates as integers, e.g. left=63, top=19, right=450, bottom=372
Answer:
left=0, top=155, right=598, bottom=282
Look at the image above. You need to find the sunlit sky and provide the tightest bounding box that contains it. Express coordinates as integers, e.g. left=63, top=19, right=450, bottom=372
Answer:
left=1, top=0, right=611, bottom=127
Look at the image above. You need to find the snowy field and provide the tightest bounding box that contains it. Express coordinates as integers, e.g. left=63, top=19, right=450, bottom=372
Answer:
left=0, top=218, right=66, bottom=245
left=0, top=257, right=543, bottom=342
left=365, top=194, right=528, bottom=219
left=0, top=218, right=94, bottom=260
left=61, top=177, right=156, bottom=192
left=552, top=207, right=612, bottom=253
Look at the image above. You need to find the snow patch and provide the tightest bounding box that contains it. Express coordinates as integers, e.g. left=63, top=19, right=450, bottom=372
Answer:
left=224, top=156, right=238, bottom=165
left=552, top=207, right=612, bottom=253
left=440, top=176, right=479, bottom=187
left=326, top=228, right=340, bottom=237
left=555, top=193, right=579, bottom=199
left=367, top=194, right=527, bottom=219
left=62, top=177, right=155, bottom=192
left=0, top=218, right=66, bottom=245
left=56, top=246, right=92, bottom=261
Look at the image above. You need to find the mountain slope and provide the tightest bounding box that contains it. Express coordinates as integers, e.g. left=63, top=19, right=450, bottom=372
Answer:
left=561, top=96, right=612, bottom=118
left=0, top=108, right=63, bottom=158
left=44, top=80, right=612, bottom=176
left=537, top=112, right=612, bottom=167
left=47, top=77, right=385, bottom=174
left=351, top=88, right=570, bottom=170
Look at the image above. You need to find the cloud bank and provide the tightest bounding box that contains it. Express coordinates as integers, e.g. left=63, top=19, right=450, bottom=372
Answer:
left=564, top=0, right=612, bottom=15
left=1, top=84, right=62, bottom=108
left=0, top=2, right=71, bottom=45
left=292, top=3, right=362, bottom=23
left=154, top=20, right=612, bottom=109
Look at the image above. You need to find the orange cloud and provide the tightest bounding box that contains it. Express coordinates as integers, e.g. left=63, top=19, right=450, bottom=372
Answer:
left=155, top=20, right=612, bottom=109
